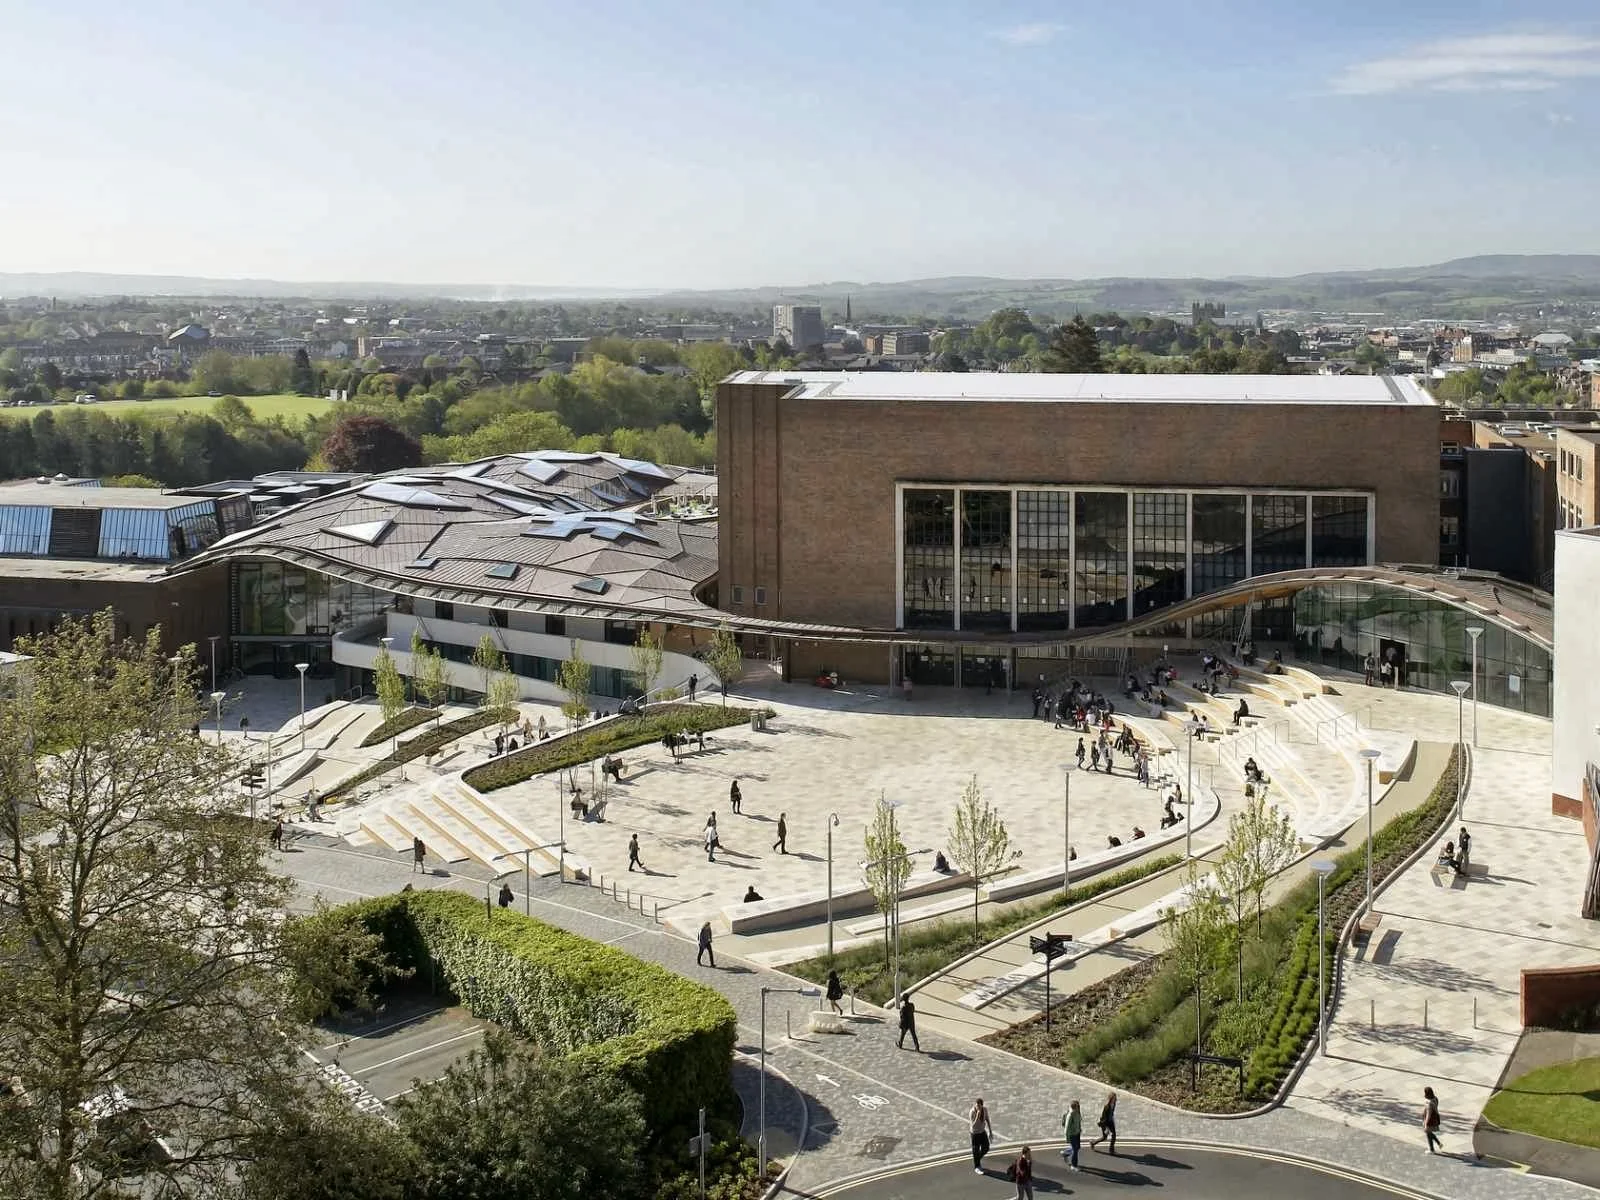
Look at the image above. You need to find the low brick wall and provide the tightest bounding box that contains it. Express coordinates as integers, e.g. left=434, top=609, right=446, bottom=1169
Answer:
left=1521, top=963, right=1600, bottom=1028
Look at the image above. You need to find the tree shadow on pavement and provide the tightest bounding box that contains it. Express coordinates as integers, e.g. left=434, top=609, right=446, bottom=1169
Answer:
left=1371, top=955, right=1501, bottom=993
left=1315, top=1084, right=1428, bottom=1125
left=1341, top=1022, right=1479, bottom=1055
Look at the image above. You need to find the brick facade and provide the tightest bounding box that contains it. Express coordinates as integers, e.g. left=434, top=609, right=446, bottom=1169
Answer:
left=718, top=379, right=1441, bottom=635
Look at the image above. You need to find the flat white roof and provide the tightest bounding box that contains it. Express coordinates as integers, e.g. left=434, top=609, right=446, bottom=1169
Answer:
left=726, top=370, right=1437, bottom=406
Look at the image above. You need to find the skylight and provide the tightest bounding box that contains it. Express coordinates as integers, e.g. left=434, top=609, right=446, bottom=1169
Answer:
left=359, top=481, right=471, bottom=510
left=409, top=557, right=438, bottom=570
left=327, top=519, right=392, bottom=546
left=572, top=577, right=610, bottom=595
left=485, top=562, right=520, bottom=580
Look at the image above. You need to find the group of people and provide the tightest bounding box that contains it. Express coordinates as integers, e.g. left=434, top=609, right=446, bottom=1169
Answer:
left=662, top=728, right=708, bottom=761
left=966, top=1092, right=1121, bottom=1195
left=1033, top=680, right=1118, bottom=733
left=1437, top=825, right=1474, bottom=877
left=1127, top=665, right=1176, bottom=708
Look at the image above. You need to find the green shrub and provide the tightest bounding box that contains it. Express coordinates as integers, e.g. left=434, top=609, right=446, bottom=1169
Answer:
left=464, top=703, right=757, bottom=792
left=329, top=709, right=498, bottom=799
left=789, top=854, right=1181, bottom=1006
left=311, top=890, right=736, bottom=1136
left=359, top=706, right=440, bottom=747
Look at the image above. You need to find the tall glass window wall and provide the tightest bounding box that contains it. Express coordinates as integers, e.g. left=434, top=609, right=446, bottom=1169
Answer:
left=1251, top=495, right=1307, bottom=575
left=960, top=490, right=1012, bottom=631
left=899, top=486, right=1371, bottom=633
left=232, top=561, right=393, bottom=638
left=1074, top=492, right=1129, bottom=628
left=1291, top=582, right=1550, bottom=716
left=1311, top=495, right=1370, bottom=566
left=902, top=489, right=955, bottom=629
left=1016, top=491, right=1072, bottom=631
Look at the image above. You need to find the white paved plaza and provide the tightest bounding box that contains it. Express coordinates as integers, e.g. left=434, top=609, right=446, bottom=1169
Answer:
left=485, top=684, right=1198, bottom=931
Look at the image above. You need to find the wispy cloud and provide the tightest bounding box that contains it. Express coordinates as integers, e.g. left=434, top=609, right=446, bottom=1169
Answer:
left=1333, top=33, right=1600, bottom=95
left=993, top=22, right=1064, bottom=47
left=1546, top=110, right=1575, bottom=125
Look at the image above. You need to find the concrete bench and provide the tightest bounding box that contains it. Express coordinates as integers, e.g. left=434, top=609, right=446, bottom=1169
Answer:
left=808, top=1010, right=848, bottom=1034
left=1355, top=911, right=1383, bottom=941
left=724, top=867, right=971, bottom=934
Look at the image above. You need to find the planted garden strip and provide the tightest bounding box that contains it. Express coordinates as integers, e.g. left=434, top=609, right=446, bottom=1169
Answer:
left=329, top=709, right=498, bottom=800
left=358, top=706, right=441, bottom=748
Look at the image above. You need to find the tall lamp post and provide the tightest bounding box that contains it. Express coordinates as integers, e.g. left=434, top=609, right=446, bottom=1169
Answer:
left=1359, top=747, right=1381, bottom=916
left=1058, top=762, right=1076, bottom=896
left=1313, top=858, right=1336, bottom=1054
left=1450, top=680, right=1470, bottom=818
left=295, top=661, right=309, bottom=752
left=1184, top=716, right=1200, bottom=860
left=1465, top=625, right=1483, bottom=747
left=207, top=635, right=220, bottom=694
left=825, top=811, right=841, bottom=960
left=759, top=985, right=819, bottom=1172
left=884, top=797, right=906, bottom=1005
left=210, top=690, right=225, bottom=746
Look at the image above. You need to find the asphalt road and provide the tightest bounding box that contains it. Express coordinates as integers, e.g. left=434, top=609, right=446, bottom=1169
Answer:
left=807, top=1144, right=1437, bottom=1199
left=304, top=992, right=487, bottom=1105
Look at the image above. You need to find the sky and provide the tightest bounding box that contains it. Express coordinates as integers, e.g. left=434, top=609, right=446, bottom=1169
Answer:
left=2, top=0, right=1599, bottom=291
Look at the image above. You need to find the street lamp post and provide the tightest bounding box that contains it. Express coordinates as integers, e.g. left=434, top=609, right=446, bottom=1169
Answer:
left=884, top=797, right=906, bottom=1005
left=208, top=635, right=220, bottom=694
left=1184, top=717, right=1200, bottom=860
left=1450, top=680, right=1470, bottom=818
left=826, top=812, right=841, bottom=960
left=554, top=773, right=566, bottom=883
left=759, top=985, right=819, bottom=1172
left=210, top=690, right=225, bottom=746
left=295, top=661, right=309, bottom=753
left=1465, top=626, right=1483, bottom=748
left=1359, top=747, right=1381, bottom=916
left=1059, top=762, right=1076, bottom=897
left=1313, top=858, right=1336, bottom=1054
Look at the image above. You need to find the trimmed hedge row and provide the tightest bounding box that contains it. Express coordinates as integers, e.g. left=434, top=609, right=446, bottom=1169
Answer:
left=330, top=709, right=499, bottom=800
left=319, top=889, right=736, bottom=1134
left=464, top=703, right=759, bottom=792
left=359, top=706, right=440, bottom=748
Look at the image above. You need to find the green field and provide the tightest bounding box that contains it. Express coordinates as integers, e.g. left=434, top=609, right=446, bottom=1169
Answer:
left=0, top=392, right=339, bottom=423
left=1482, top=1057, right=1600, bottom=1149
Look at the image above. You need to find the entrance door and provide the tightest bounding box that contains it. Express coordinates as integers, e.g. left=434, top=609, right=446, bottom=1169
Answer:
left=902, top=646, right=955, bottom=687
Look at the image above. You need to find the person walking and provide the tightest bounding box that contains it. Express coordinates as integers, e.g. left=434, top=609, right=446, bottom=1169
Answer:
left=1075, top=737, right=1086, bottom=766
left=411, top=837, right=426, bottom=873
left=704, top=821, right=718, bottom=863
left=730, top=779, right=742, bottom=814
left=825, top=969, right=844, bottom=1016
left=773, top=812, right=788, bottom=854
left=1010, top=1146, right=1033, bottom=1200
left=897, top=994, right=919, bottom=1050
left=269, top=818, right=284, bottom=851
left=1423, top=1086, right=1443, bottom=1153
left=696, top=921, right=715, bottom=966
left=1090, top=1091, right=1117, bottom=1154
left=1061, top=1099, right=1082, bottom=1170
left=1457, top=825, right=1472, bottom=873
left=687, top=672, right=698, bottom=700
left=628, top=833, right=644, bottom=873
left=968, top=1098, right=993, bottom=1173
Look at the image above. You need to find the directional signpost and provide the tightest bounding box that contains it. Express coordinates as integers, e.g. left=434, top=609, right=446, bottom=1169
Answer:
left=1030, top=931, right=1072, bottom=1031
left=685, top=1107, right=708, bottom=1199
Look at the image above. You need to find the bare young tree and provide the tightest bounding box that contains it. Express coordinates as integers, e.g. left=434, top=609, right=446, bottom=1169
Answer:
left=1162, top=868, right=1228, bottom=1081
left=862, top=793, right=911, bottom=967
left=557, top=640, right=592, bottom=728
left=703, top=626, right=743, bottom=707
left=374, top=641, right=406, bottom=727
left=946, top=775, right=1014, bottom=941
left=628, top=626, right=663, bottom=700
left=1232, top=791, right=1299, bottom=933
left=0, top=612, right=317, bottom=1198
left=411, top=630, right=448, bottom=720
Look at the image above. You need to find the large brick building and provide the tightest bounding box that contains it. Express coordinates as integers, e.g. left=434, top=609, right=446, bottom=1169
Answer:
left=717, top=371, right=1442, bottom=685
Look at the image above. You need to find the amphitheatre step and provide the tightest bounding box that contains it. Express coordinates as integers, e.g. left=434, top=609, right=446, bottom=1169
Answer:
left=356, top=809, right=413, bottom=853
left=433, top=779, right=564, bottom=878
left=389, top=799, right=477, bottom=865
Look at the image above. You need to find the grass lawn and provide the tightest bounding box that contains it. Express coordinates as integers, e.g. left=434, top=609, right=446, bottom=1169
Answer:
left=0, top=392, right=339, bottom=422
left=1483, top=1057, right=1600, bottom=1149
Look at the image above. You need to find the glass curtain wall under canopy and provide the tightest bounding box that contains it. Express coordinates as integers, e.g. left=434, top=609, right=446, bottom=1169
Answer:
left=960, top=490, right=1012, bottom=631
left=1251, top=495, right=1307, bottom=576
left=902, top=489, right=955, bottom=629
left=232, top=560, right=393, bottom=637
left=1311, top=495, right=1370, bottom=566
left=1017, top=491, right=1072, bottom=632
left=1133, top=492, right=1187, bottom=616
left=1073, top=492, right=1129, bottom=628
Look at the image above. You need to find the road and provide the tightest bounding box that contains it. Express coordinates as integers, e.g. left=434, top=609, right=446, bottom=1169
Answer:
left=808, top=1144, right=1440, bottom=1199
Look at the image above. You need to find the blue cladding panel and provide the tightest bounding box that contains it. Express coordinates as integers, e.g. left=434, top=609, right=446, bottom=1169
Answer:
left=0, top=506, right=51, bottom=554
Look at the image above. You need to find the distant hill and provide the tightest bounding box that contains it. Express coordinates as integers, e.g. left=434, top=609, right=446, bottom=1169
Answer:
left=5, top=255, right=1600, bottom=319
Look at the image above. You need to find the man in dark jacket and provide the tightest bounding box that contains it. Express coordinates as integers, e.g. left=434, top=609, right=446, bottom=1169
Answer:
left=897, top=994, right=920, bottom=1050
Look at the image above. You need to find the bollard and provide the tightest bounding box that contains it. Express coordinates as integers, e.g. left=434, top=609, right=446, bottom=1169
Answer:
left=653, top=902, right=660, bottom=923
left=611, top=880, right=618, bottom=900
left=625, top=888, right=631, bottom=907
left=1473, top=996, right=1477, bottom=1029
left=1423, top=998, right=1429, bottom=1030
left=1370, top=998, right=1374, bottom=1030
left=849, top=990, right=857, bottom=1016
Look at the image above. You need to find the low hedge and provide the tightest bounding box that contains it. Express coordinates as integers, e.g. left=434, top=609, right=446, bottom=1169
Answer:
left=464, top=703, right=759, bottom=792
left=359, top=706, right=440, bottom=748
left=314, top=889, right=736, bottom=1135
left=329, top=709, right=499, bottom=801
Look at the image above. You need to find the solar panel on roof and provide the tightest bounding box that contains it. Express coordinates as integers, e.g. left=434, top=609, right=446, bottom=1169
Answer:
left=485, top=562, right=519, bottom=580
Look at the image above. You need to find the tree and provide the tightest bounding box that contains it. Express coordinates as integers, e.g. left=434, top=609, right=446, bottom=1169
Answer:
left=100, top=473, right=161, bottom=488
left=1041, top=315, right=1106, bottom=373
left=395, top=1029, right=646, bottom=1200
left=1213, top=835, right=1257, bottom=1004
left=411, top=631, right=448, bottom=716
left=211, top=393, right=254, bottom=429
left=1162, top=870, right=1228, bottom=1081
left=863, top=793, right=912, bottom=970
left=234, top=1090, right=418, bottom=1200
left=703, top=625, right=742, bottom=706
left=471, top=634, right=519, bottom=738
left=290, top=347, right=317, bottom=396
left=0, top=612, right=307, bottom=1199
left=557, top=640, right=591, bottom=726
left=628, top=626, right=663, bottom=699
left=1230, top=791, right=1298, bottom=933
left=318, top=413, right=422, bottom=474
left=946, top=775, right=1014, bottom=941
left=470, top=632, right=505, bottom=699
left=375, top=641, right=406, bottom=725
